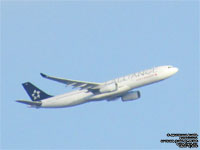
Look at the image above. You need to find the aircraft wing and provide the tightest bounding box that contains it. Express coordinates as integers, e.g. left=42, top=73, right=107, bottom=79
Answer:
left=40, top=73, right=101, bottom=90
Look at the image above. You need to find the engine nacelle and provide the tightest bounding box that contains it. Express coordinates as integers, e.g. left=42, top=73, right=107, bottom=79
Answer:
left=121, top=91, right=141, bottom=101
left=99, top=83, right=117, bottom=93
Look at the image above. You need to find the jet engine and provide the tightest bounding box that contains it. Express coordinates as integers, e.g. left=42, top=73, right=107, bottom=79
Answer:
left=99, top=83, right=118, bottom=93
left=121, top=91, right=141, bottom=101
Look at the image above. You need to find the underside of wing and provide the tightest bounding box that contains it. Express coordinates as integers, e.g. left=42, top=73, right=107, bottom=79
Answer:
left=40, top=73, right=101, bottom=90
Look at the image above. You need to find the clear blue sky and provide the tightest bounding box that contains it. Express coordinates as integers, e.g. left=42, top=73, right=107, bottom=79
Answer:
left=1, top=1, right=199, bottom=150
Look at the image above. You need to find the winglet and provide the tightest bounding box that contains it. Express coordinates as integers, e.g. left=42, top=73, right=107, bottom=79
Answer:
left=40, top=73, right=47, bottom=78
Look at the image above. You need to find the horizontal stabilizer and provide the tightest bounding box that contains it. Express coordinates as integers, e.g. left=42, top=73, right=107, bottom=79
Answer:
left=16, top=100, right=42, bottom=106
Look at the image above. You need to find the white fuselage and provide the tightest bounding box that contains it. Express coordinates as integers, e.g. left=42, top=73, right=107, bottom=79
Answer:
left=40, top=65, right=178, bottom=108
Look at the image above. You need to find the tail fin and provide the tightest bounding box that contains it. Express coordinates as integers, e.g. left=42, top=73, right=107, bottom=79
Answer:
left=22, top=82, right=52, bottom=101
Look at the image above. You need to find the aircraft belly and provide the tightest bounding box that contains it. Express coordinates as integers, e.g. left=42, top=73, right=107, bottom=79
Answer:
left=41, top=92, right=93, bottom=108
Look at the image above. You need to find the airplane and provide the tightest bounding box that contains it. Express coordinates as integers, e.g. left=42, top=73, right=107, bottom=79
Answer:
left=16, top=65, right=178, bottom=108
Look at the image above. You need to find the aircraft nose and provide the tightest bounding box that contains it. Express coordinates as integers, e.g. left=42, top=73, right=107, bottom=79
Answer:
left=172, top=67, right=179, bottom=74
left=174, top=67, right=179, bottom=73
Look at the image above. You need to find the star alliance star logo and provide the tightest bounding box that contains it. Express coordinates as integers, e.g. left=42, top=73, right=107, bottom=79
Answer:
left=32, top=90, right=40, bottom=100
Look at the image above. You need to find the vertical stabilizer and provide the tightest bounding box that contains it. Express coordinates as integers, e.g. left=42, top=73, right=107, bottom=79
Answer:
left=22, top=82, right=52, bottom=101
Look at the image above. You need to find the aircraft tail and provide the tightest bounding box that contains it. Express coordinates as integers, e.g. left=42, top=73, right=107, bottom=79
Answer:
left=22, top=82, right=52, bottom=101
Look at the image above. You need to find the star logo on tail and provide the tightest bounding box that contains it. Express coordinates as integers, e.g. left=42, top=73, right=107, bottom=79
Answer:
left=31, top=90, right=40, bottom=100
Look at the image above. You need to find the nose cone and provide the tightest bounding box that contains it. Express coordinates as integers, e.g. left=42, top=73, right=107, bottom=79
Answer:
left=173, top=67, right=179, bottom=74
left=157, top=66, right=179, bottom=80
left=169, top=67, right=179, bottom=76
